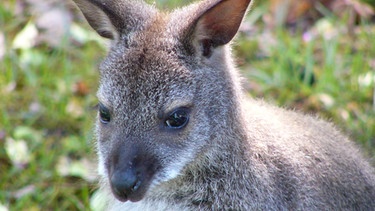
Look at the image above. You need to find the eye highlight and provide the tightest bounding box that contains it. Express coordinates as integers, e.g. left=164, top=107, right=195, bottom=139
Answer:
left=165, top=108, right=189, bottom=129
left=98, top=103, right=111, bottom=124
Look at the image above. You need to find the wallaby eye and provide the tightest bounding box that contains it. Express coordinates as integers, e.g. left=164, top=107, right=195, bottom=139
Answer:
left=99, top=103, right=111, bottom=124
left=165, top=109, right=189, bottom=129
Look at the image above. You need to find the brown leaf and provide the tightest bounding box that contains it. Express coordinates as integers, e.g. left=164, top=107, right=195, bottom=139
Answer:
left=268, top=0, right=334, bottom=27
left=332, top=0, right=374, bottom=19
left=73, top=81, right=90, bottom=96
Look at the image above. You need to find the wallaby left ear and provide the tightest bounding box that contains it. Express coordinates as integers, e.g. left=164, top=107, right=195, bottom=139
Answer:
left=73, top=0, right=119, bottom=39
left=192, top=0, right=252, bottom=57
left=73, top=0, right=156, bottom=40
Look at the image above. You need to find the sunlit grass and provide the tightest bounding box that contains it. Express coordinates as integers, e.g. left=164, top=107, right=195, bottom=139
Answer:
left=237, top=18, right=375, bottom=156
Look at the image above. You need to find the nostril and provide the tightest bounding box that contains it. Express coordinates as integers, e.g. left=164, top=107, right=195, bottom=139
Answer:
left=132, top=179, right=142, bottom=191
left=110, top=169, right=141, bottom=202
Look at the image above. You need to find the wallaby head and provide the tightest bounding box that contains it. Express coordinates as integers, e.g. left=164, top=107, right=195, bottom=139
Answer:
left=73, top=0, right=375, bottom=210
left=73, top=0, right=252, bottom=203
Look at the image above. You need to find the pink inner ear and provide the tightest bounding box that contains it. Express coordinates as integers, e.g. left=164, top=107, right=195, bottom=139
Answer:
left=197, top=0, right=251, bottom=46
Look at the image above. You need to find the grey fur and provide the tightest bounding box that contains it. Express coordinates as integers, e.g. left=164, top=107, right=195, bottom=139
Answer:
left=72, top=0, right=375, bottom=210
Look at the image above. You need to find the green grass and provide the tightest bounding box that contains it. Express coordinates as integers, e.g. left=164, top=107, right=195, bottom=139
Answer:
left=1, top=0, right=374, bottom=210
left=236, top=14, right=375, bottom=155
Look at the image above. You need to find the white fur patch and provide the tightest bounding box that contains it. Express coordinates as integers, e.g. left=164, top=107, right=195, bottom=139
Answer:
left=108, top=200, right=189, bottom=211
left=154, top=146, right=197, bottom=186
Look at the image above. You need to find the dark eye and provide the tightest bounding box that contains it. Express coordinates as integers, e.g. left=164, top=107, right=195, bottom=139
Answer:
left=99, top=103, right=111, bottom=124
left=165, top=109, right=189, bottom=129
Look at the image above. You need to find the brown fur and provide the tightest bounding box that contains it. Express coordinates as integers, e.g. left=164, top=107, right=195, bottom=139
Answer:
left=72, top=0, right=375, bottom=210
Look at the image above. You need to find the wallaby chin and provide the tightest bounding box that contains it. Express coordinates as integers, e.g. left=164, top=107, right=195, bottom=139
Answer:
left=73, top=0, right=375, bottom=210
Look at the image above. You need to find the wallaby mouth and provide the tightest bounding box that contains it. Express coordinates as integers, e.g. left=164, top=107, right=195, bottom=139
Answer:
left=108, top=145, right=159, bottom=202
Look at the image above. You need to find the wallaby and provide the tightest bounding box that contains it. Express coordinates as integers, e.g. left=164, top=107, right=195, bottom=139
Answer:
left=72, top=0, right=375, bottom=210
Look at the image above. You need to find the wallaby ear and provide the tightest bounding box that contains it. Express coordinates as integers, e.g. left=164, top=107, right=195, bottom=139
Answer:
left=192, top=0, right=252, bottom=57
left=73, top=0, right=155, bottom=40
left=73, top=0, right=120, bottom=39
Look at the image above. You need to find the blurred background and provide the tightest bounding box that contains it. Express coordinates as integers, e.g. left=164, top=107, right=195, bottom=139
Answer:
left=0, top=0, right=374, bottom=210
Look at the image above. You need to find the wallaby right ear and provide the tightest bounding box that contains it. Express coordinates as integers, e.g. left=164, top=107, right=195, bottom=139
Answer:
left=73, top=0, right=155, bottom=40
left=187, top=0, right=252, bottom=57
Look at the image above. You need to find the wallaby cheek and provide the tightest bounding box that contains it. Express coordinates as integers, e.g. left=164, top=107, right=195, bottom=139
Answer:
left=96, top=149, right=106, bottom=176
left=160, top=134, right=211, bottom=179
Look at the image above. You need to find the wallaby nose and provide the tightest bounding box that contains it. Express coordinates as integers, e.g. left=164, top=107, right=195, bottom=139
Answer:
left=110, top=168, right=142, bottom=202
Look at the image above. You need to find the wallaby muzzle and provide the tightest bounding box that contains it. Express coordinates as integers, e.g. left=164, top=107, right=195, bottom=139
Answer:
left=108, top=143, right=159, bottom=202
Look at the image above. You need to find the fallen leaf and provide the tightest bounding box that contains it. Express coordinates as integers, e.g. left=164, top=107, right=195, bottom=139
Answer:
left=90, top=189, right=108, bottom=211
left=338, top=108, right=350, bottom=121
left=317, top=93, right=335, bottom=108
left=332, top=0, right=374, bottom=19
left=304, top=18, right=340, bottom=41
left=2, top=82, right=16, bottom=94
left=0, top=33, right=5, bottom=61
left=0, top=203, right=8, bottom=211
left=35, top=7, right=72, bottom=47
left=12, top=21, right=38, bottom=50
left=29, top=101, right=43, bottom=114
left=268, top=0, right=334, bottom=27
left=56, top=156, right=97, bottom=182
left=358, top=72, right=374, bottom=88
left=18, top=48, right=45, bottom=69
left=13, top=126, right=42, bottom=143
left=5, top=138, right=32, bottom=169
left=12, top=185, right=36, bottom=199
left=56, top=156, right=70, bottom=177
left=73, top=81, right=90, bottom=96
left=66, top=98, right=84, bottom=118
left=56, top=79, right=68, bottom=95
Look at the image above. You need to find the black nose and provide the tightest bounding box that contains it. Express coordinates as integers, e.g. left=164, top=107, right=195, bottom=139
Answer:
left=110, top=168, right=142, bottom=202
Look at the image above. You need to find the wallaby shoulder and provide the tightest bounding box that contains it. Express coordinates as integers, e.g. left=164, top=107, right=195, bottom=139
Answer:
left=242, top=98, right=375, bottom=209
